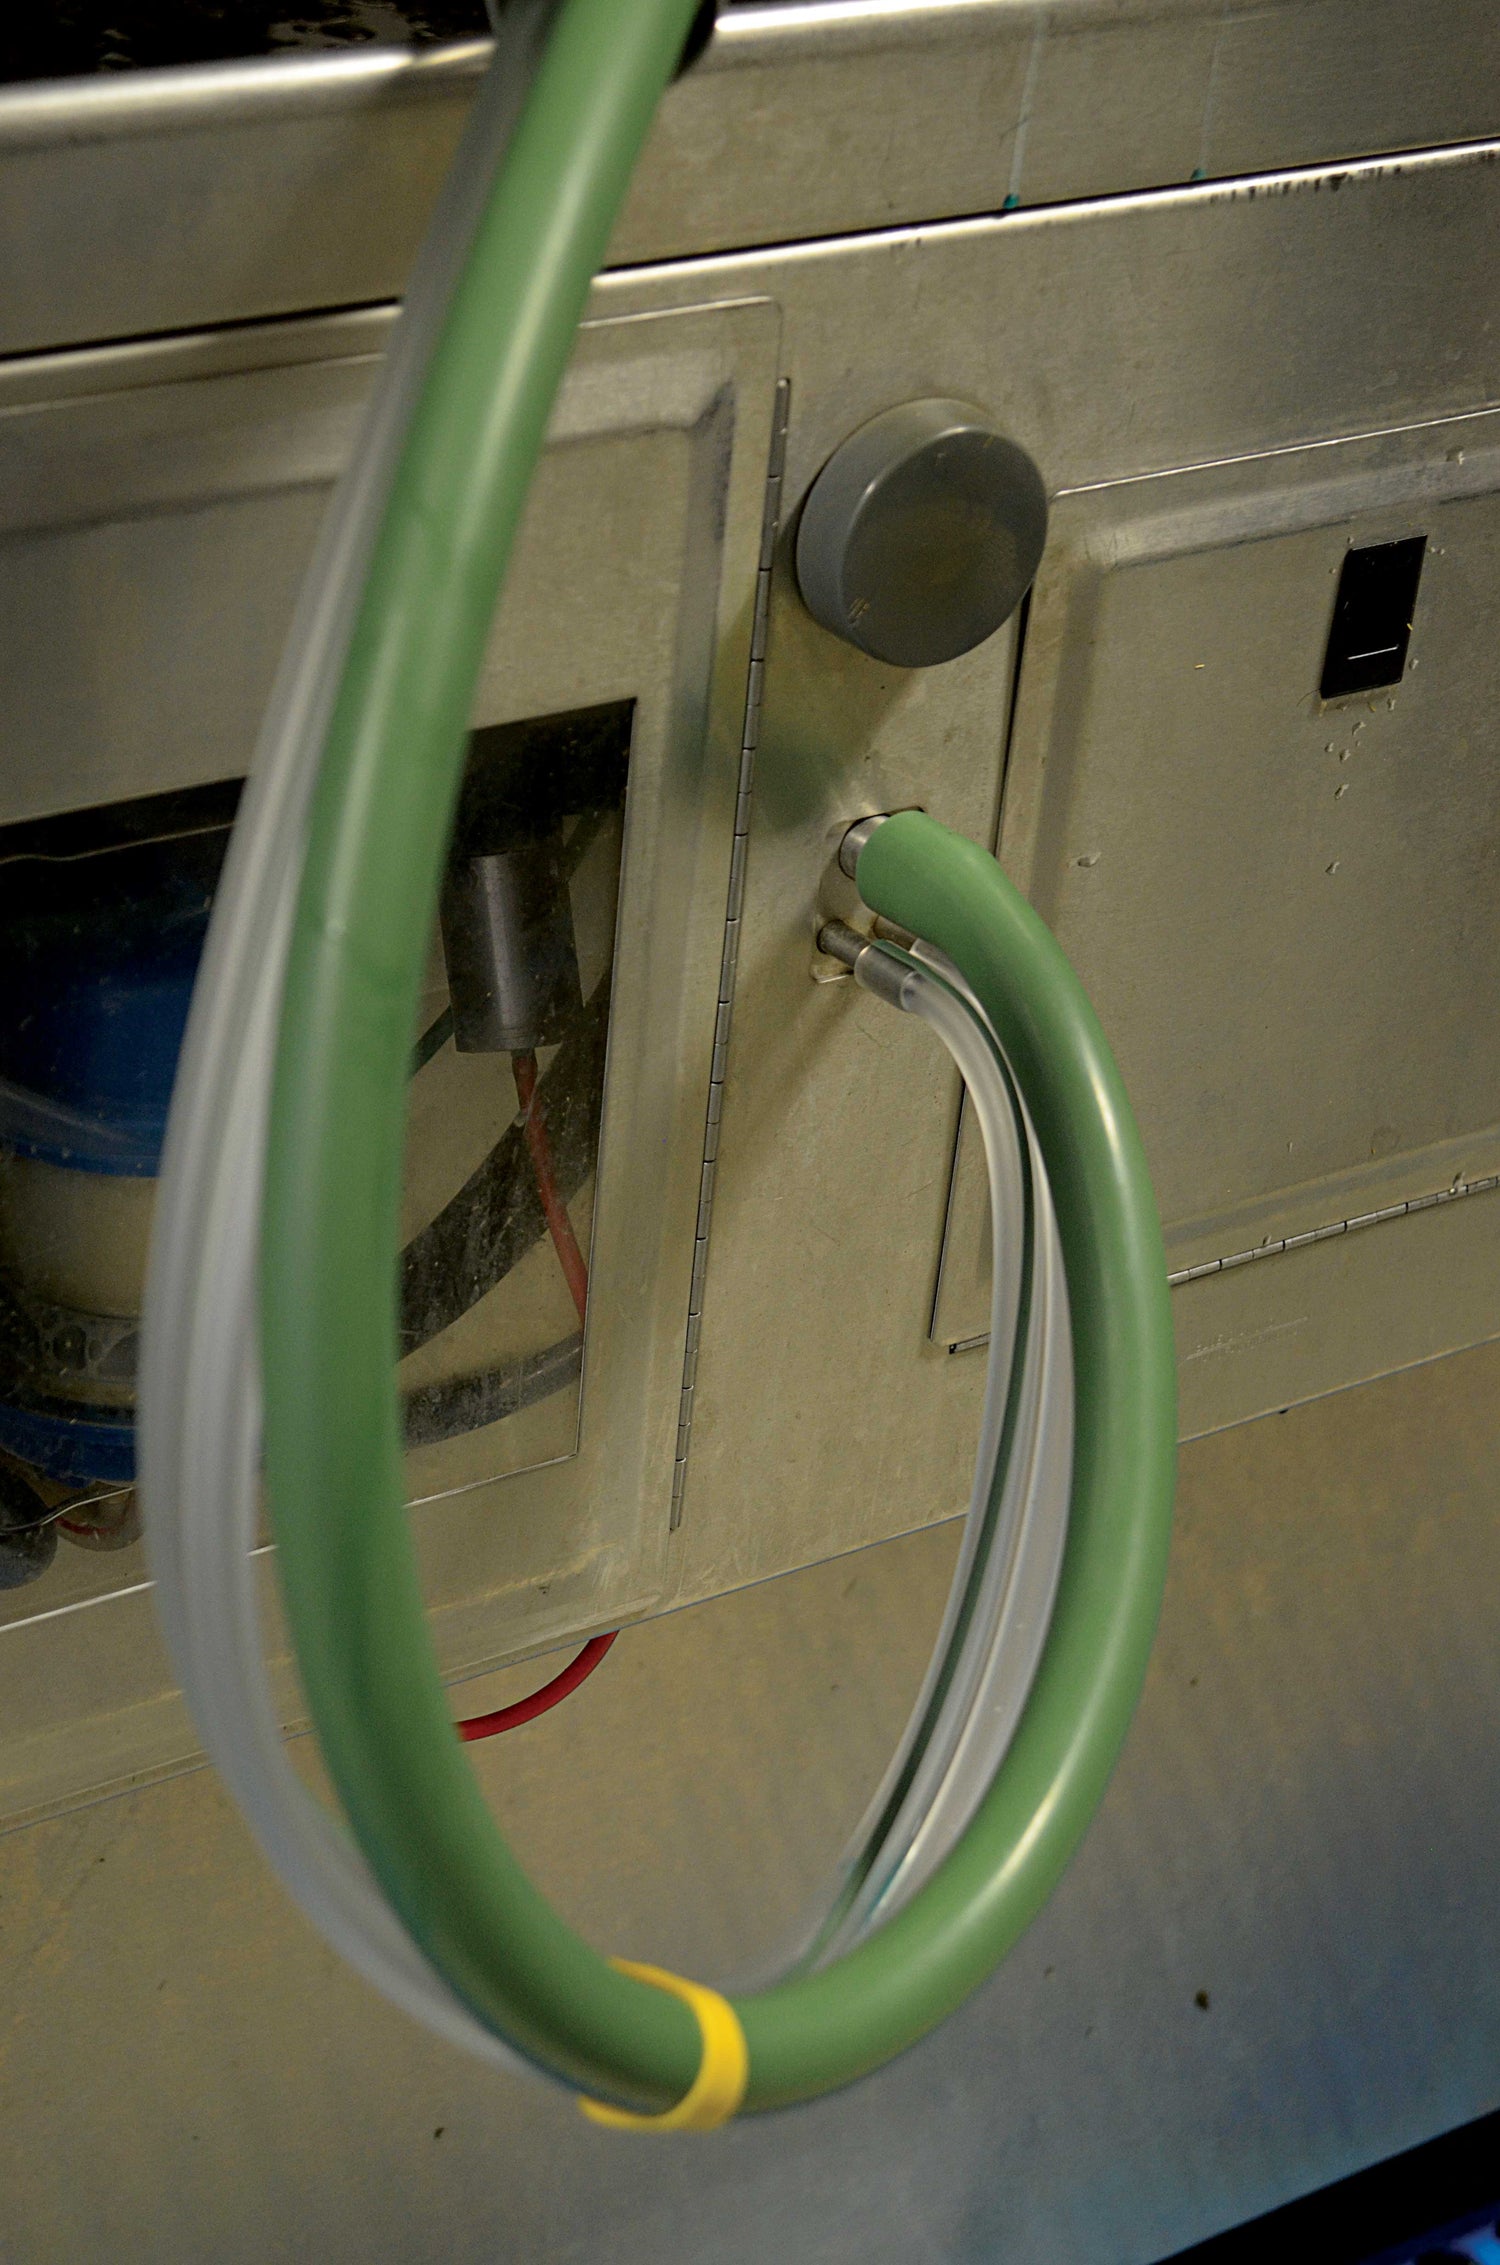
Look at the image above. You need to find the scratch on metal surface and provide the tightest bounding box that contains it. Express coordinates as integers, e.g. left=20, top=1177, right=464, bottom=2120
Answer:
left=1183, top=1314, right=1308, bottom=1366
left=1194, top=0, right=1233, bottom=181
left=1003, top=17, right=1047, bottom=210
left=670, top=379, right=791, bottom=1532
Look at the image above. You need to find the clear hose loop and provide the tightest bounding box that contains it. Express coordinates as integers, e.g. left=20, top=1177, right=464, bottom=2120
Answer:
left=139, top=10, right=564, bottom=2079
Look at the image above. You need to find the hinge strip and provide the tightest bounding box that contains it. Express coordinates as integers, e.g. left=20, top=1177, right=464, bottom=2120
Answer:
left=670, top=377, right=791, bottom=1530
left=1166, top=1172, right=1500, bottom=1288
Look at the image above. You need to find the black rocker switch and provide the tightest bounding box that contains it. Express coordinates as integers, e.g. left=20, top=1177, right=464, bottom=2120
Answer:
left=1320, top=535, right=1426, bottom=700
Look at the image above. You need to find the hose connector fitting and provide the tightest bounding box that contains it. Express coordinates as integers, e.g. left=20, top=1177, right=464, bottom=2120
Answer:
left=837, top=813, right=890, bottom=882
left=816, top=919, right=865, bottom=969
left=816, top=919, right=910, bottom=1010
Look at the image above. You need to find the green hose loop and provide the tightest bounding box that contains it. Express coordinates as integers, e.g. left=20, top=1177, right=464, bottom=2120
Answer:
left=262, top=0, right=1176, bottom=2114
left=732, top=810, right=1176, bottom=2106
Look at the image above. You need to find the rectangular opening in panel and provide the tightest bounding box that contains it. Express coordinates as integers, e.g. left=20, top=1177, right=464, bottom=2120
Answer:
left=0, top=703, right=633, bottom=1612
left=1320, top=534, right=1426, bottom=700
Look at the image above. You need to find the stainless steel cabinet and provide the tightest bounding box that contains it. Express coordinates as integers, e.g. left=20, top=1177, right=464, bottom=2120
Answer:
left=0, top=9, right=1497, bottom=2259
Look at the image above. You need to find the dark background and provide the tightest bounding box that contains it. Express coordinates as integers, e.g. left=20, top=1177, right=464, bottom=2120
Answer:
left=0, top=1, right=491, bottom=81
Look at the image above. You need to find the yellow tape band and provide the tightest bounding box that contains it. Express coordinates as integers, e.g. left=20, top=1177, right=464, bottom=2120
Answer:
left=579, top=1960, right=749, bottom=2132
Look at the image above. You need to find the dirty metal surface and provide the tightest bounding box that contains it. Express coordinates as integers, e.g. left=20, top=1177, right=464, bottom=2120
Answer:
left=1, top=1343, right=1496, bottom=2261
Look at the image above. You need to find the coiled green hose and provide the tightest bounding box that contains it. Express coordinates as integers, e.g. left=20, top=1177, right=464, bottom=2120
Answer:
left=261, top=0, right=1176, bottom=2113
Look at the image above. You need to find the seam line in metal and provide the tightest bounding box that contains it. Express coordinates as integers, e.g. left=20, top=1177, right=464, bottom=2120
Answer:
left=946, top=1174, right=1500, bottom=1351
left=1164, top=1174, right=1500, bottom=1286
left=612, top=134, right=1500, bottom=302
left=1054, top=399, right=1500, bottom=502
left=670, top=375, right=790, bottom=1530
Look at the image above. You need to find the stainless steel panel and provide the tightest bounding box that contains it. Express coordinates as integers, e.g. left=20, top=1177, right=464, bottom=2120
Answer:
left=605, top=141, right=1500, bottom=493
left=1172, top=1188, right=1500, bottom=1438
left=935, top=408, right=1500, bottom=1400
left=1007, top=428, right=1500, bottom=1261
left=2, top=1, right=1499, bottom=358
left=6, top=145, right=1499, bottom=1811
left=0, top=296, right=783, bottom=1819
left=1, top=1342, right=1496, bottom=2261
left=603, top=142, right=1500, bottom=1604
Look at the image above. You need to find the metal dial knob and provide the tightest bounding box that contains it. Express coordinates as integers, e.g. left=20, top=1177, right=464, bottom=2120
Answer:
left=795, top=401, right=1048, bottom=668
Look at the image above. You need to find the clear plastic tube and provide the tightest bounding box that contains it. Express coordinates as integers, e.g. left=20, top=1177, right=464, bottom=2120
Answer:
left=803, top=950, right=1072, bottom=1962
left=138, top=8, right=562, bottom=2077
left=846, top=955, right=1073, bottom=1937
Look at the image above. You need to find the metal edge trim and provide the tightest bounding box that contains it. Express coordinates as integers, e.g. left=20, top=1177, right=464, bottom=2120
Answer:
left=0, top=3, right=1036, bottom=151
left=0, top=40, right=492, bottom=149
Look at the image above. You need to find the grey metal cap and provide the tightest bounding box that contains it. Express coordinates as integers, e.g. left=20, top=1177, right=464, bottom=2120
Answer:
left=795, top=401, right=1048, bottom=668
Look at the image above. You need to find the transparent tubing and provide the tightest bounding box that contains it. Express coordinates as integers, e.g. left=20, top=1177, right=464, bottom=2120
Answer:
left=894, top=945, right=1074, bottom=1914
left=811, top=947, right=1073, bottom=1961
left=138, top=8, right=561, bottom=2078
left=755, top=942, right=1029, bottom=1980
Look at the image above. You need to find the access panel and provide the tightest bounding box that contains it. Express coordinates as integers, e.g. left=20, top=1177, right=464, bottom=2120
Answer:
left=0, top=297, right=782, bottom=1819
left=935, top=409, right=1500, bottom=1433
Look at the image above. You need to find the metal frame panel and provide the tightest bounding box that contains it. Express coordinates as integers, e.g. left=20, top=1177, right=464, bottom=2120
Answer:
left=0, top=296, right=783, bottom=1819
left=0, top=0, right=1498, bottom=356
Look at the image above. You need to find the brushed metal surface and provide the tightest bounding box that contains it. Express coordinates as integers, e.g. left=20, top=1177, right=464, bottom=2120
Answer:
left=600, top=141, right=1500, bottom=1605
left=1170, top=1191, right=1500, bottom=1438
left=0, top=296, right=784, bottom=1816
left=6, top=143, right=1500, bottom=1810
left=0, top=1344, right=1495, bottom=2261
left=606, top=140, right=1500, bottom=496
left=934, top=406, right=1500, bottom=1372
left=1, top=0, right=1498, bottom=357
left=1009, top=432, right=1500, bottom=1266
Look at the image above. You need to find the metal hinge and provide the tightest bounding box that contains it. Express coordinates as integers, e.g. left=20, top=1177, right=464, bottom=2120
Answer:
left=1166, top=1173, right=1500, bottom=1287
left=670, top=377, right=791, bottom=1530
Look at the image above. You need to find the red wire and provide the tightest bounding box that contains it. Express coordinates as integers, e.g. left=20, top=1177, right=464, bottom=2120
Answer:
left=457, top=1632, right=618, bottom=1741
left=511, top=1049, right=590, bottom=1324
left=455, top=1048, right=612, bottom=1740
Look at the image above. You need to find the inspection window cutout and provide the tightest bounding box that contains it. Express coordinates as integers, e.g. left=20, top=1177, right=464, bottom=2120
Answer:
left=0, top=702, right=632, bottom=1599
left=399, top=700, right=633, bottom=1492
left=1320, top=535, right=1426, bottom=700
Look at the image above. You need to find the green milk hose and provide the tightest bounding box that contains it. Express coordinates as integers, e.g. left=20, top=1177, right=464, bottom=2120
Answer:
left=261, top=0, right=1177, bottom=2113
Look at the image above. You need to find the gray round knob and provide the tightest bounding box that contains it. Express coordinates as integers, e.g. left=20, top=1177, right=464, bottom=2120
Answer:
left=795, top=401, right=1047, bottom=668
